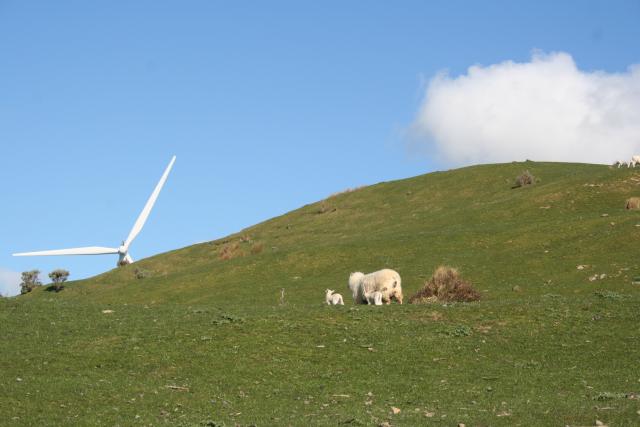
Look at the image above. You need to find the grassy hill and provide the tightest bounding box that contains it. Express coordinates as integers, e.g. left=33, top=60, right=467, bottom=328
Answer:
left=2, top=161, right=640, bottom=426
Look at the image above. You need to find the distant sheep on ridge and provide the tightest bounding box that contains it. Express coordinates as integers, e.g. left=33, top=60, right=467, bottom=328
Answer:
left=612, top=156, right=640, bottom=168
left=613, top=160, right=628, bottom=168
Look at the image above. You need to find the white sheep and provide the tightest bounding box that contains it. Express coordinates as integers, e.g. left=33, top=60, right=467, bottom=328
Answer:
left=348, top=269, right=403, bottom=304
left=631, top=155, right=640, bottom=168
left=325, top=289, right=344, bottom=305
left=613, top=160, right=627, bottom=168
left=348, top=272, right=367, bottom=304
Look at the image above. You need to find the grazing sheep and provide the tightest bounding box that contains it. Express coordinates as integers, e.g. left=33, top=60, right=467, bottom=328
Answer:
left=325, top=289, right=344, bottom=305
left=613, top=160, right=628, bottom=168
left=631, top=155, right=640, bottom=168
left=348, top=272, right=367, bottom=304
left=348, top=269, right=403, bottom=304
left=348, top=272, right=382, bottom=305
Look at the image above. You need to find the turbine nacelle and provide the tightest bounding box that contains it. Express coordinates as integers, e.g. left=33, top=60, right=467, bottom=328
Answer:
left=13, top=156, right=176, bottom=267
left=117, top=245, right=133, bottom=266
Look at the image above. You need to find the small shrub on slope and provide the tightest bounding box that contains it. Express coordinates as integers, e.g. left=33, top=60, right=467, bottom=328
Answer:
left=218, top=242, right=241, bottom=260
left=409, top=266, right=480, bottom=304
left=134, top=267, right=152, bottom=280
left=441, top=324, right=473, bottom=337
left=513, top=170, right=535, bottom=188
left=250, top=242, right=264, bottom=255
left=47, top=269, right=69, bottom=292
left=19, top=270, right=42, bottom=295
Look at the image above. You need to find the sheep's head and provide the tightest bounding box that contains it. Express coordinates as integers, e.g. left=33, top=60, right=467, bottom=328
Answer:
left=326, top=289, right=334, bottom=295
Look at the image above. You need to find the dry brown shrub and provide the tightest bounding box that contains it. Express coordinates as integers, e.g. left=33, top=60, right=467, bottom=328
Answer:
left=625, top=197, right=640, bottom=210
left=513, top=170, right=535, bottom=188
left=317, top=202, right=329, bottom=214
left=409, top=266, right=481, bottom=304
left=316, top=201, right=338, bottom=214
left=219, top=242, right=241, bottom=260
left=250, top=242, right=264, bottom=255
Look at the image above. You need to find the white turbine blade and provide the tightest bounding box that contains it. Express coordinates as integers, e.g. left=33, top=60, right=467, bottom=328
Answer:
left=13, top=246, right=120, bottom=256
left=123, top=155, right=176, bottom=251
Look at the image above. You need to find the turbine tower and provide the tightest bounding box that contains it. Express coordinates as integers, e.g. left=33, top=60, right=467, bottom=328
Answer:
left=13, top=155, right=176, bottom=267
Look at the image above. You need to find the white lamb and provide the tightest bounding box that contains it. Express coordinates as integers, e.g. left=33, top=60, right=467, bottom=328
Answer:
left=365, top=291, right=383, bottom=306
left=348, top=269, right=403, bottom=305
left=631, top=155, right=640, bottom=168
left=325, top=289, right=344, bottom=305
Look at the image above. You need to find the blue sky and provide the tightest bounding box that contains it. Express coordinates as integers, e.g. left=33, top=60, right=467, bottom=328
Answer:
left=2, top=1, right=639, bottom=295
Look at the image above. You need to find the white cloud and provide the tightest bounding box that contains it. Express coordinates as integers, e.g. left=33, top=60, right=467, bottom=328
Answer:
left=0, top=268, right=21, bottom=297
left=411, top=51, right=640, bottom=166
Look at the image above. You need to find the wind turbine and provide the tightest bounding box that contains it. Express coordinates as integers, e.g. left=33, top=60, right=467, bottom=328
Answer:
left=14, top=155, right=176, bottom=267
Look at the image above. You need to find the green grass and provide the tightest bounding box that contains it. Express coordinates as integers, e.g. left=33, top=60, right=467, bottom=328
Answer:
left=2, top=161, right=640, bottom=426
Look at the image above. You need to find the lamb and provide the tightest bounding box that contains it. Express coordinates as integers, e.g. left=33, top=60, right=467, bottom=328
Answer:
left=365, top=291, right=383, bottom=306
left=325, top=289, right=344, bottom=305
left=631, top=155, right=640, bottom=168
left=348, top=269, right=403, bottom=304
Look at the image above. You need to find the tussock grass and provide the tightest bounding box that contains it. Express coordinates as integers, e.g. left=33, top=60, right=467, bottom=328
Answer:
left=409, top=266, right=480, bottom=303
left=133, top=267, right=152, bottom=279
left=250, top=242, right=264, bottom=255
left=625, top=197, right=640, bottom=209
left=218, top=241, right=241, bottom=260
left=513, top=169, right=535, bottom=188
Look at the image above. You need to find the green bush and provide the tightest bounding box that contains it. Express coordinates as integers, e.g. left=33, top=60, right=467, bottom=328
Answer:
left=20, top=270, right=42, bottom=295
left=48, top=269, right=69, bottom=292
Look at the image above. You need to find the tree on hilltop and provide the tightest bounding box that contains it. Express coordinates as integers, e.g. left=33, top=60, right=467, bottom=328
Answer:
left=20, top=270, right=42, bottom=295
left=48, top=269, right=69, bottom=292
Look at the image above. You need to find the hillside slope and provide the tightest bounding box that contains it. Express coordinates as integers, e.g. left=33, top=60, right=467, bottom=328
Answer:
left=41, top=161, right=640, bottom=305
left=3, top=161, right=640, bottom=426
